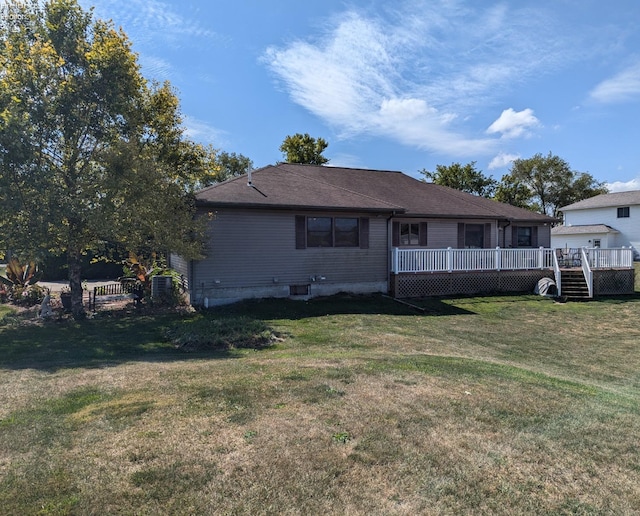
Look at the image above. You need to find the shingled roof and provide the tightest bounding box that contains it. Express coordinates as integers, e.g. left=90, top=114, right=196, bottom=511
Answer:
left=196, top=163, right=554, bottom=223
left=560, top=190, right=640, bottom=211
left=551, top=224, right=619, bottom=235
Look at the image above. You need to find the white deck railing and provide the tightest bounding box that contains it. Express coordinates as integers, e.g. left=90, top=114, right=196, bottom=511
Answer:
left=584, top=247, right=634, bottom=269
left=390, top=247, right=633, bottom=274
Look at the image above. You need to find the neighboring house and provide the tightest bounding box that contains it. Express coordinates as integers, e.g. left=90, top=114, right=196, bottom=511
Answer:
left=552, top=190, right=640, bottom=257
left=171, top=163, right=556, bottom=305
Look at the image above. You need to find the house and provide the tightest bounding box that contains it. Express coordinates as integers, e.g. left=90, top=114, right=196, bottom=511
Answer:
left=552, top=190, right=640, bottom=258
left=171, top=163, right=559, bottom=305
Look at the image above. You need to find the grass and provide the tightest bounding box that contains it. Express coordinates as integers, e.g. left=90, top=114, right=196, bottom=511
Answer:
left=1, top=287, right=639, bottom=514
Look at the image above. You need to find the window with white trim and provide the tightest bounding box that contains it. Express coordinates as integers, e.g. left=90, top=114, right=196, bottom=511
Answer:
left=400, top=223, right=419, bottom=246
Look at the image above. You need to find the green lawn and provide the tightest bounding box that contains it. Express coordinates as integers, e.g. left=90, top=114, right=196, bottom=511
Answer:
left=1, top=291, right=639, bottom=514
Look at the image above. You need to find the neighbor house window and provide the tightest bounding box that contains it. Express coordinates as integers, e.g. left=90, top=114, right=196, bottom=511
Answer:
left=307, top=217, right=333, bottom=247
left=617, top=207, right=630, bottom=218
left=516, top=227, right=532, bottom=247
left=465, top=224, right=484, bottom=249
left=593, top=239, right=601, bottom=248
left=400, top=223, right=419, bottom=246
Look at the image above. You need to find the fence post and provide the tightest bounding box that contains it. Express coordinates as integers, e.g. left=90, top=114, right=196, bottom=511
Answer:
left=447, top=247, right=453, bottom=272
left=495, top=247, right=501, bottom=271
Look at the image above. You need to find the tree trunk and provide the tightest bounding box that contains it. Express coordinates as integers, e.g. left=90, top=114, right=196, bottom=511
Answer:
left=67, top=247, right=86, bottom=320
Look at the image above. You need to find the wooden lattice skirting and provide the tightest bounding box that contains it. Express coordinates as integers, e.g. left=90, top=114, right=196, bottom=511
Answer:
left=391, top=269, right=636, bottom=298
left=390, top=270, right=554, bottom=298
left=592, top=269, right=635, bottom=296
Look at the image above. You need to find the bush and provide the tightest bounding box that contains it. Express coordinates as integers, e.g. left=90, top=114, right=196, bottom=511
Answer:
left=10, top=284, right=46, bottom=307
left=0, top=284, right=9, bottom=304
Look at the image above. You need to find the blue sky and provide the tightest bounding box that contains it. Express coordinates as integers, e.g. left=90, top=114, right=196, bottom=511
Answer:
left=79, top=0, right=640, bottom=192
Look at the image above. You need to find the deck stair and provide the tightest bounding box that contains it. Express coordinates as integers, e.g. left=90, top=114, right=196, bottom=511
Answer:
left=560, top=270, right=590, bottom=299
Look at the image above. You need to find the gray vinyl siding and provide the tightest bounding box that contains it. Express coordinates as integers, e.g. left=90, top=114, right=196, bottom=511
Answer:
left=394, top=219, right=497, bottom=248
left=504, top=224, right=551, bottom=248
left=169, top=253, right=189, bottom=279
left=423, top=220, right=461, bottom=248
left=193, top=208, right=388, bottom=293
left=537, top=226, right=551, bottom=247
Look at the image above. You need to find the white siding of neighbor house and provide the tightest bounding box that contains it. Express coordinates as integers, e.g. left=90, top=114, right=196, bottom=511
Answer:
left=551, top=233, right=616, bottom=250
left=563, top=206, right=640, bottom=248
left=191, top=208, right=389, bottom=304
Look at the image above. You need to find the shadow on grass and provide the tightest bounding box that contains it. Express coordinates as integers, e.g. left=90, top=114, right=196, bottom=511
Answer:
left=593, top=292, right=640, bottom=304
left=208, top=293, right=476, bottom=320
left=0, top=294, right=475, bottom=372
left=0, top=311, right=244, bottom=372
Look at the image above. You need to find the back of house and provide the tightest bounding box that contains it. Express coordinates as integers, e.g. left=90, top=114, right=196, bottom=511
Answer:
left=172, top=164, right=555, bottom=305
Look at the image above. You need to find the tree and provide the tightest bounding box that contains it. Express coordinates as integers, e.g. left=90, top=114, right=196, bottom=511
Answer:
left=493, top=173, right=535, bottom=210
left=279, top=133, right=329, bottom=165
left=0, top=0, right=208, bottom=318
left=503, top=152, right=608, bottom=218
left=209, top=151, right=253, bottom=185
left=420, top=161, right=497, bottom=197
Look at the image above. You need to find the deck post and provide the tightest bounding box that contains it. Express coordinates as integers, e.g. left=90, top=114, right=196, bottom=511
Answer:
left=447, top=247, right=453, bottom=272
left=495, top=247, right=501, bottom=271
left=538, top=246, right=545, bottom=269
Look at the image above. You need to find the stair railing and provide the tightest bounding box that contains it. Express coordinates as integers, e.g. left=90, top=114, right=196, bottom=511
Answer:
left=580, top=247, right=593, bottom=298
left=552, top=249, right=562, bottom=297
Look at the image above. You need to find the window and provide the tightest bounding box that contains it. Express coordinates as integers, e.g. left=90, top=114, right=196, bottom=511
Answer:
left=516, top=227, right=532, bottom=247
left=297, top=216, right=363, bottom=248
left=392, top=221, right=427, bottom=247
left=400, top=223, right=419, bottom=246
left=593, top=239, right=601, bottom=248
left=617, top=206, right=630, bottom=218
left=465, top=224, right=484, bottom=249
left=307, top=217, right=333, bottom=247
left=334, top=218, right=359, bottom=247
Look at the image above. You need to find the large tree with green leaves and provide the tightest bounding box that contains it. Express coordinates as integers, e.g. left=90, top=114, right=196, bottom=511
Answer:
left=208, top=151, right=253, bottom=185
left=279, top=133, right=329, bottom=165
left=499, top=152, right=608, bottom=218
left=420, top=161, right=497, bottom=197
left=0, top=0, right=212, bottom=317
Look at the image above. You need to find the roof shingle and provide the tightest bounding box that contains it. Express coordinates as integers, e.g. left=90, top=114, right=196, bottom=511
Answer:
left=560, top=190, right=640, bottom=211
left=551, top=224, right=619, bottom=235
left=196, top=164, right=554, bottom=222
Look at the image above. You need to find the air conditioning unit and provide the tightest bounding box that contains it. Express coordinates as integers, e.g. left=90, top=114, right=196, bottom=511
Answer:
left=151, top=275, right=172, bottom=298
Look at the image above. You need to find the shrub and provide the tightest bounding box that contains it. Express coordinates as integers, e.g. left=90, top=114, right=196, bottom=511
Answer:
left=0, top=259, right=45, bottom=307
left=10, top=284, right=47, bottom=307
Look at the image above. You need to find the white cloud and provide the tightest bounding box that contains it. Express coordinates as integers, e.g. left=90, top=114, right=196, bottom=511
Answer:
left=81, top=0, right=218, bottom=46
left=183, top=116, right=227, bottom=146
left=326, top=153, right=365, bottom=169
left=606, top=177, right=640, bottom=192
left=590, top=63, right=640, bottom=104
left=488, top=152, right=519, bottom=170
left=263, top=1, right=565, bottom=156
left=486, top=108, right=540, bottom=139
left=139, top=56, right=173, bottom=81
